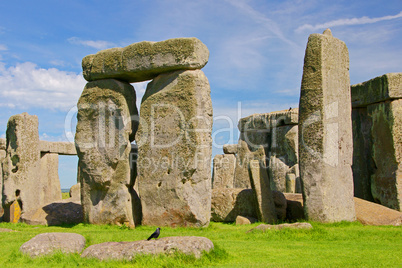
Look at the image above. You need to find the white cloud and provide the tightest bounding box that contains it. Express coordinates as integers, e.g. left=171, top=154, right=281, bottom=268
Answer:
left=0, top=44, right=7, bottom=51
left=0, top=62, right=86, bottom=110
left=296, top=11, right=402, bottom=33
left=68, top=37, right=116, bottom=50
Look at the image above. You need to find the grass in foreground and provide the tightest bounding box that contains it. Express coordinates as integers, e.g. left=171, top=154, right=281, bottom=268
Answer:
left=0, top=221, right=401, bottom=267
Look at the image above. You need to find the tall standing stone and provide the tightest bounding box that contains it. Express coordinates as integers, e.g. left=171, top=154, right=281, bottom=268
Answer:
left=137, top=69, right=213, bottom=227
left=2, top=113, right=41, bottom=219
left=39, top=153, right=62, bottom=204
left=249, top=160, right=277, bottom=223
left=75, top=79, right=138, bottom=227
left=0, top=138, right=6, bottom=219
left=298, top=29, right=355, bottom=222
left=212, top=154, right=235, bottom=189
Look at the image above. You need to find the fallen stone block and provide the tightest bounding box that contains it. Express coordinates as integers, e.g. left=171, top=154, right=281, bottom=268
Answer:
left=211, top=188, right=257, bottom=222
left=20, top=200, right=83, bottom=226
left=20, top=232, right=86, bottom=258
left=247, top=222, right=313, bottom=233
left=81, top=236, right=213, bottom=260
left=235, top=215, right=257, bottom=225
left=354, top=197, right=402, bottom=226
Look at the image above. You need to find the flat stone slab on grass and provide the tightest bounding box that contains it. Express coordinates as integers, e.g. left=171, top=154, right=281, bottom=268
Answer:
left=81, top=236, right=214, bottom=261
left=0, top=228, right=15, bottom=232
left=247, top=222, right=313, bottom=233
left=20, top=232, right=86, bottom=258
left=355, top=197, right=402, bottom=226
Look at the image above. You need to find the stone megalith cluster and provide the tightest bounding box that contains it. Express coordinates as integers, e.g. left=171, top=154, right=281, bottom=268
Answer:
left=352, top=73, right=402, bottom=211
left=298, top=29, right=355, bottom=222
left=76, top=37, right=213, bottom=227
left=1, top=112, right=76, bottom=222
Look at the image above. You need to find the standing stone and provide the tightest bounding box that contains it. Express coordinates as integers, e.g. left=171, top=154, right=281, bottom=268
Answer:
left=351, top=108, right=375, bottom=201
left=2, top=113, right=41, bottom=218
left=249, top=160, right=277, bottom=223
left=137, top=69, right=213, bottom=227
left=0, top=138, right=6, bottom=219
left=39, top=153, right=62, bottom=204
left=298, top=29, right=355, bottom=222
left=212, top=154, right=235, bottom=189
left=368, top=99, right=402, bottom=211
left=234, top=140, right=265, bottom=188
left=75, top=79, right=138, bottom=227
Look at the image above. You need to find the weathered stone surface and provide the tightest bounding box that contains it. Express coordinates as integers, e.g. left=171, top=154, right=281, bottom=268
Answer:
left=39, top=141, right=77, bottom=155
left=234, top=140, right=265, bottom=188
left=238, top=109, right=299, bottom=133
left=0, top=147, right=5, bottom=219
left=212, top=154, right=235, bottom=189
left=268, top=156, right=289, bottom=192
left=137, top=70, right=212, bottom=227
left=75, top=79, right=138, bottom=227
left=249, top=160, right=277, bottom=224
left=298, top=29, right=355, bottom=222
left=272, top=190, right=287, bottom=220
left=0, top=138, right=5, bottom=150
left=368, top=99, right=402, bottom=211
left=247, top=222, right=313, bottom=233
left=352, top=107, right=375, bottom=201
left=20, top=232, right=86, bottom=258
left=69, top=183, right=81, bottom=201
left=39, top=153, right=62, bottom=204
left=2, top=113, right=42, bottom=218
left=83, top=38, right=209, bottom=83
left=284, top=193, right=305, bottom=222
left=351, top=73, right=402, bottom=108
left=235, top=215, right=257, bottom=225
left=223, top=144, right=238, bottom=154
left=81, top=236, right=213, bottom=260
left=286, top=173, right=296, bottom=193
left=354, top=197, right=402, bottom=226
left=211, top=188, right=257, bottom=222
left=20, top=200, right=83, bottom=226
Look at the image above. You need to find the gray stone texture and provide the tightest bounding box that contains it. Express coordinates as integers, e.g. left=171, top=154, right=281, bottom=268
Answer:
left=351, top=73, right=402, bottom=107
left=235, top=109, right=299, bottom=191
left=212, top=154, right=235, bottom=189
left=137, top=69, right=212, bottom=227
left=2, top=113, right=42, bottom=218
left=81, top=236, right=214, bottom=260
left=20, top=232, right=86, bottom=258
left=368, top=99, right=402, bottom=211
left=223, top=144, right=238, bottom=154
left=351, top=73, right=402, bottom=211
left=69, top=183, right=81, bottom=201
left=211, top=188, right=257, bottom=222
left=20, top=199, right=83, bottom=226
left=298, top=29, right=356, bottom=222
left=75, top=79, right=138, bottom=227
left=39, top=141, right=77, bottom=155
left=249, top=160, right=277, bottom=223
left=82, top=37, right=209, bottom=83
left=39, top=153, right=62, bottom=204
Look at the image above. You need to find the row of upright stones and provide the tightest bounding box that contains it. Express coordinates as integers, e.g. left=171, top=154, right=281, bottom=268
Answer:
left=213, top=28, right=401, bottom=224
left=213, top=29, right=357, bottom=223
left=75, top=38, right=213, bottom=227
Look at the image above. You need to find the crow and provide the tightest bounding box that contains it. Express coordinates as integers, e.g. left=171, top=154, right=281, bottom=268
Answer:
left=147, top=227, right=160, bottom=241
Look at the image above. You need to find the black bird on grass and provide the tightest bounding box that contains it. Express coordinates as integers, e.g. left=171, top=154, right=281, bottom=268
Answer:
left=147, top=227, right=161, bottom=241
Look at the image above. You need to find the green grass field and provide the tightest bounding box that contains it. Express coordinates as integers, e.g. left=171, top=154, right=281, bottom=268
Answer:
left=0, top=221, right=400, bottom=267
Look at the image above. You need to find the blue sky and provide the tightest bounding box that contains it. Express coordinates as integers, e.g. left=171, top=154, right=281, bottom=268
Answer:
left=0, top=0, right=401, bottom=188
